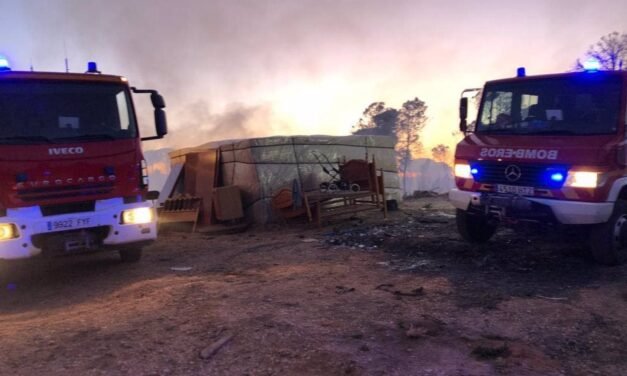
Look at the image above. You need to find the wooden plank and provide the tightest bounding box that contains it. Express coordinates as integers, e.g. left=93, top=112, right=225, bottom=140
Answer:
left=380, top=167, right=387, bottom=218
left=213, top=186, right=244, bottom=221
left=318, top=205, right=378, bottom=218
left=184, top=149, right=220, bottom=226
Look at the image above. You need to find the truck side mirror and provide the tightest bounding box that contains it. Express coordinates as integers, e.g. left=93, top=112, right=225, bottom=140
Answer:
left=151, top=93, right=166, bottom=109
left=154, top=108, right=168, bottom=137
left=459, top=97, right=468, bottom=132
left=132, top=87, right=168, bottom=141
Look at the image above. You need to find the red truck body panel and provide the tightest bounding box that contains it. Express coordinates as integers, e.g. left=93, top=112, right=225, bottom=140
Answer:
left=0, top=139, right=143, bottom=209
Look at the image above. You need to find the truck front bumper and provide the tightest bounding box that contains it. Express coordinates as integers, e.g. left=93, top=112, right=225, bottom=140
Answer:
left=449, top=188, right=614, bottom=225
left=0, top=198, right=157, bottom=260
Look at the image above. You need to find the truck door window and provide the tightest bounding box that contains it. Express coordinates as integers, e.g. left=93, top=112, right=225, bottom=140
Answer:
left=480, top=91, right=512, bottom=128
left=116, top=91, right=131, bottom=131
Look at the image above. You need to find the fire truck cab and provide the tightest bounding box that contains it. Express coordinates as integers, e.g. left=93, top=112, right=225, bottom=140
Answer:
left=450, top=63, right=627, bottom=265
left=0, top=57, right=167, bottom=262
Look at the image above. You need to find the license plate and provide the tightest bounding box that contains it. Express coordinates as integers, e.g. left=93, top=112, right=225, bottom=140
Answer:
left=496, top=184, right=534, bottom=196
left=46, top=217, right=92, bottom=232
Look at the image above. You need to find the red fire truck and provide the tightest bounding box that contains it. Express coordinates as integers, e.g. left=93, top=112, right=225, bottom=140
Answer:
left=450, top=62, right=627, bottom=265
left=0, top=57, right=167, bottom=262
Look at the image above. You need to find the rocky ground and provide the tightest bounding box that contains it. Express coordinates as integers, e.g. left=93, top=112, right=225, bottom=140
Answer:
left=1, top=196, right=627, bottom=375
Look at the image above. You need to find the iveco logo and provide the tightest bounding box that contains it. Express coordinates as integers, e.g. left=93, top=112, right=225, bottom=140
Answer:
left=504, top=165, right=522, bottom=182
left=48, top=147, right=84, bottom=156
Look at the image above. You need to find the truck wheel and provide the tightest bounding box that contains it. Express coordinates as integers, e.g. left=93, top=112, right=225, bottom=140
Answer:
left=119, top=248, right=143, bottom=263
left=589, top=200, right=627, bottom=266
left=456, top=209, right=496, bottom=243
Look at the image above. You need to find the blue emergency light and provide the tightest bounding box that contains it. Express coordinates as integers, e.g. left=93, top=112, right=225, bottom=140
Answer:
left=544, top=167, right=567, bottom=188
left=87, top=61, right=100, bottom=74
left=550, top=172, right=565, bottom=183
left=583, top=59, right=601, bottom=72
left=516, top=67, right=526, bottom=77
left=0, top=56, right=10, bottom=72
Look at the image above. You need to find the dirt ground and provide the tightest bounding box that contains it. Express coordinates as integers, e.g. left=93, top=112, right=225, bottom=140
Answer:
left=1, top=196, right=627, bottom=376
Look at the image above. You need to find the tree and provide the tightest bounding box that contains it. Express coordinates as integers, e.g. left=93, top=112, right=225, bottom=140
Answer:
left=352, top=102, right=397, bottom=136
left=576, top=31, right=627, bottom=71
left=352, top=98, right=427, bottom=195
left=431, top=144, right=450, bottom=164
left=396, top=98, right=428, bottom=195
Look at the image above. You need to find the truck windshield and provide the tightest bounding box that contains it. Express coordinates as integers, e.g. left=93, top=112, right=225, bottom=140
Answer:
left=0, top=80, right=136, bottom=144
left=476, top=75, right=623, bottom=135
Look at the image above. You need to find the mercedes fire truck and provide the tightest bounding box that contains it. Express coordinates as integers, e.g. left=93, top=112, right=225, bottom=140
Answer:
left=450, top=63, right=627, bottom=265
left=0, top=57, right=167, bottom=262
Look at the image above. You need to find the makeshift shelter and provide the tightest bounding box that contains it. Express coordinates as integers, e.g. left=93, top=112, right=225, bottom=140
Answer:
left=160, top=135, right=401, bottom=225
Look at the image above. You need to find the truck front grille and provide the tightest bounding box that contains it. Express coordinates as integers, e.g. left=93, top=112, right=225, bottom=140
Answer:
left=471, top=161, right=568, bottom=189
left=17, top=182, right=114, bottom=202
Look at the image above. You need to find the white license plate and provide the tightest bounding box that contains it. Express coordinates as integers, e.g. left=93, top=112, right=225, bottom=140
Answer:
left=496, top=184, right=534, bottom=196
left=46, top=217, right=92, bottom=232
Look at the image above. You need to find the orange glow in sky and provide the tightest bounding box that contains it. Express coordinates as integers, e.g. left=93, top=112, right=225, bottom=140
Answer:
left=2, top=0, right=627, bottom=152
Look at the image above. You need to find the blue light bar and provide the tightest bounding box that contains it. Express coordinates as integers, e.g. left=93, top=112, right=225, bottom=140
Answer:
left=0, top=56, right=10, bottom=72
left=583, top=59, right=600, bottom=72
left=470, top=167, right=479, bottom=175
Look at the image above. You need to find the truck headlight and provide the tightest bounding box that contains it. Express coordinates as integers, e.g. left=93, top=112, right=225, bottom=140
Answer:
left=454, top=163, right=473, bottom=179
left=565, top=171, right=599, bottom=188
left=121, top=207, right=154, bottom=225
left=0, top=223, right=18, bottom=241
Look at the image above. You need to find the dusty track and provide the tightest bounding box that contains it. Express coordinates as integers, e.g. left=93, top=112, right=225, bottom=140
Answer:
left=1, top=196, right=626, bottom=375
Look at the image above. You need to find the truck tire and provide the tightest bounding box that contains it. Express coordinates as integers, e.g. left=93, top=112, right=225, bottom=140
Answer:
left=456, top=209, right=496, bottom=243
left=589, top=200, right=627, bottom=266
left=119, top=248, right=143, bottom=263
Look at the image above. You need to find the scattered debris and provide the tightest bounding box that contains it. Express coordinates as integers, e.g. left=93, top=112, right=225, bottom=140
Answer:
left=536, top=295, right=568, bottom=301
left=375, top=284, right=424, bottom=298
left=375, top=283, right=394, bottom=290
left=170, top=266, right=193, bottom=272
left=394, top=287, right=424, bottom=297
left=405, top=324, right=429, bottom=339
left=335, top=286, right=355, bottom=294
left=399, top=316, right=444, bottom=339
left=434, top=212, right=455, bottom=218
left=410, top=191, right=441, bottom=198
left=398, top=260, right=430, bottom=271
left=322, top=209, right=455, bottom=251
left=471, top=342, right=511, bottom=360
left=199, top=334, right=234, bottom=360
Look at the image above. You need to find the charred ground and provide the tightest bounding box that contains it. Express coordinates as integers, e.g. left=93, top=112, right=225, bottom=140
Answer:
left=0, top=196, right=626, bottom=376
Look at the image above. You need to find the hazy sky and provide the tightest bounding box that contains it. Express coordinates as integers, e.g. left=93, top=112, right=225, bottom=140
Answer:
left=1, top=0, right=626, bottom=151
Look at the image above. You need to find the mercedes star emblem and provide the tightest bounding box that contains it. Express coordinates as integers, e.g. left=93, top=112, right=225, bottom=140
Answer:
left=504, top=165, right=522, bottom=182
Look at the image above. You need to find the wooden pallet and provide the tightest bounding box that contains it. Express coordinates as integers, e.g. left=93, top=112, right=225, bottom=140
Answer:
left=158, top=196, right=202, bottom=232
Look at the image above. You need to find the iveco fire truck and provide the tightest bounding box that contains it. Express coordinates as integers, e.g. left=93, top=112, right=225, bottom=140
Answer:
left=450, top=62, right=627, bottom=265
left=0, top=57, right=167, bottom=262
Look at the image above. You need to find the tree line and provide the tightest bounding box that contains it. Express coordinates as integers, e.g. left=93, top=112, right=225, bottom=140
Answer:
left=576, top=31, right=627, bottom=71
left=351, top=98, right=449, bottom=194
